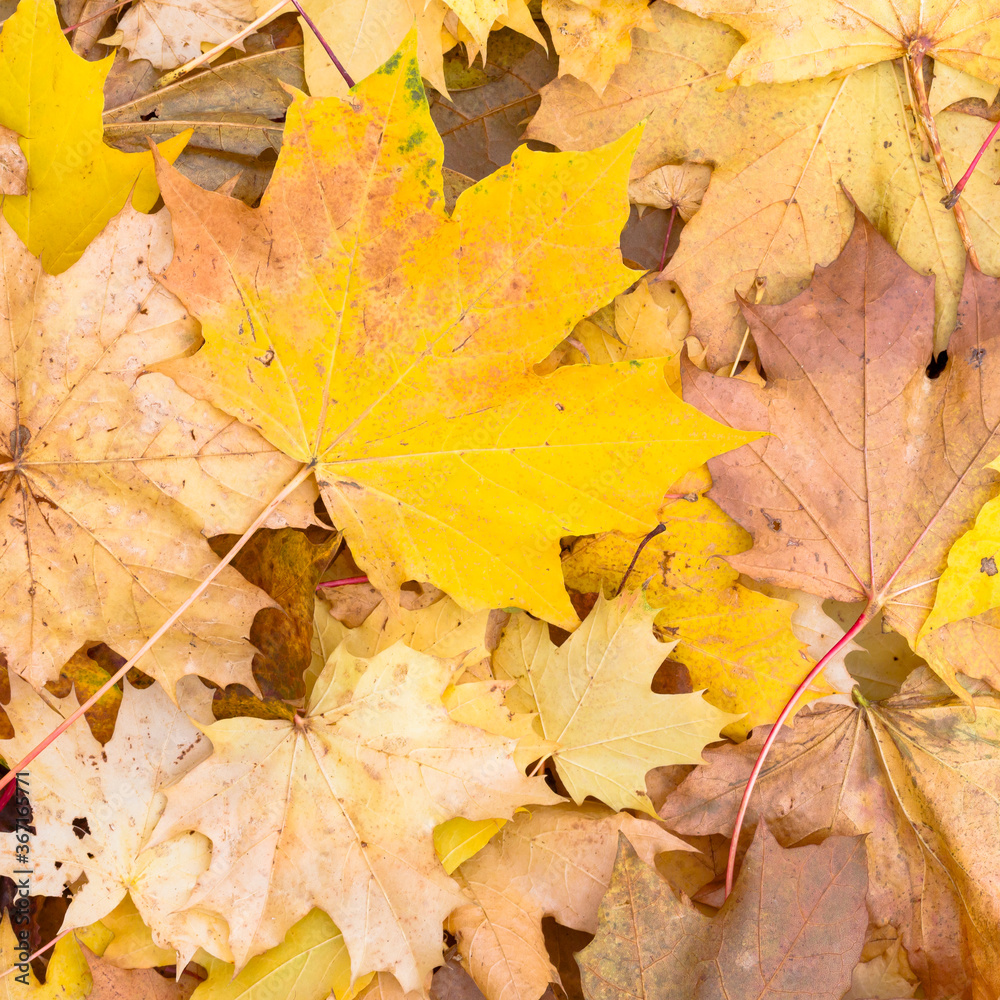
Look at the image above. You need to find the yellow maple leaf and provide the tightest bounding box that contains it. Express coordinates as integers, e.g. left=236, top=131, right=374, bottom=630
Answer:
left=492, top=590, right=741, bottom=813
left=665, top=0, right=1000, bottom=87
left=562, top=490, right=831, bottom=739
left=0, top=205, right=315, bottom=691
left=0, top=0, right=188, bottom=273
left=528, top=1, right=1000, bottom=363
left=154, top=35, right=751, bottom=630
left=150, top=642, right=562, bottom=990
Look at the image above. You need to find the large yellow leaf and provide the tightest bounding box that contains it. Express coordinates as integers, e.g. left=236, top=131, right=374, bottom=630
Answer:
left=0, top=205, right=315, bottom=691
left=492, top=590, right=741, bottom=813
left=150, top=642, right=562, bottom=990
left=562, top=489, right=829, bottom=739
left=154, top=35, right=751, bottom=630
left=0, top=0, right=188, bottom=273
left=664, top=0, right=1000, bottom=86
left=527, top=2, right=1000, bottom=364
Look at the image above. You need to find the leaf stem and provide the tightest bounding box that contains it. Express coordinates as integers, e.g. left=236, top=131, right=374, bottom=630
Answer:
left=155, top=0, right=291, bottom=87
left=723, top=601, right=875, bottom=896
left=0, top=927, right=75, bottom=980
left=614, top=523, right=666, bottom=597
left=658, top=204, right=678, bottom=272
left=62, top=0, right=131, bottom=34
left=907, top=44, right=981, bottom=269
left=943, top=116, right=1000, bottom=208
left=285, top=0, right=354, bottom=88
left=316, top=575, right=369, bottom=589
left=0, top=464, right=313, bottom=800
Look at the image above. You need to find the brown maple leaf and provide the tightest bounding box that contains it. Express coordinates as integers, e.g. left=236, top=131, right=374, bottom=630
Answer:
left=683, top=207, right=1000, bottom=698
left=658, top=668, right=1000, bottom=999
left=578, top=823, right=868, bottom=1000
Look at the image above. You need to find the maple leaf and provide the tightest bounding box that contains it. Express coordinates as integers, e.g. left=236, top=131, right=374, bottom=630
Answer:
left=527, top=1, right=1000, bottom=364
left=0, top=205, right=315, bottom=691
left=153, top=35, right=751, bottom=630
left=659, top=668, right=1000, bottom=998
left=0, top=673, right=225, bottom=967
left=150, top=641, right=561, bottom=990
left=664, top=0, right=1000, bottom=87
left=0, top=0, right=189, bottom=273
left=446, top=802, right=689, bottom=1000
left=562, top=485, right=831, bottom=739
left=578, top=824, right=868, bottom=1000
left=683, top=208, right=1000, bottom=699
left=113, top=0, right=256, bottom=70
left=493, top=590, right=741, bottom=813
left=542, top=0, right=656, bottom=95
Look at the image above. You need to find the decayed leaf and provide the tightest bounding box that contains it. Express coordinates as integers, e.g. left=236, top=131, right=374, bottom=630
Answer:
left=684, top=208, right=1000, bottom=698
left=151, top=642, right=561, bottom=990
left=0, top=0, right=188, bottom=273
left=665, top=0, right=1000, bottom=86
left=561, top=489, right=829, bottom=739
left=0, top=674, right=223, bottom=966
left=447, top=803, right=689, bottom=1000
left=658, top=668, right=1000, bottom=998
left=154, top=36, right=750, bottom=630
left=103, top=46, right=304, bottom=159
left=430, top=30, right=559, bottom=183
left=541, top=0, right=655, bottom=95
left=189, top=910, right=372, bottom=1000
left=579, top=824, right=867, bottom=1000
left=577, top=835, right=712, bottom=1000
left=493, top=591, right=741, bottom=811
left=211, top=528, right=340, bottom=706
left=114, top=0, right=256, bottom=70
left=527, top=1, right=1000, bottom=363
left=0, top=205, right=316, bottom=691
left=0, top=124, right=26, bottom=196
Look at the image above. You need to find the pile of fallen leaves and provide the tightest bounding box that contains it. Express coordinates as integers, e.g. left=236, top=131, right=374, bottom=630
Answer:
left=1, top=0, right=1000, bottom=996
